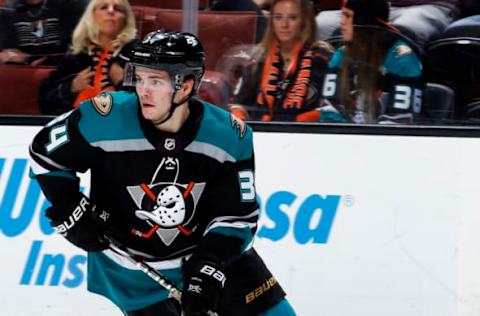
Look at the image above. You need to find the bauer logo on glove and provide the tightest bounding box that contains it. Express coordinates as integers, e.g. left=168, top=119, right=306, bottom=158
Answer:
left=200, top=264, right=226, bottom=287
left=53, top=195, right=90, bottom=236
left=46, top=193, right=111, bottom=252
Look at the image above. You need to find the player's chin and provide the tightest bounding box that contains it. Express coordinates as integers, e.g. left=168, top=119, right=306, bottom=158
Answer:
left=142, top=110, right=169, bottom=124
left=141, top=107, right=159, bottom=120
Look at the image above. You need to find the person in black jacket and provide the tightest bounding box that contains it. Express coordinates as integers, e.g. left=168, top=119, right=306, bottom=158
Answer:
left=38, top=0, right=137, bottom=115
left=0, top=0, right=88, bottom=65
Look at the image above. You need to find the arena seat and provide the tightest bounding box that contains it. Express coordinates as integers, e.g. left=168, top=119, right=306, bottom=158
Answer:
left=0, top=65, right=55, bottom=115
left=154, top=10, right=257, bottom=70
left=129, top=0, right=210, bottom=10
left=425, top=23, right=480, bottom=120
left=214, top=44, right=258, bottom=96
left=198, top=70, right=232, bottom=109
left=420, top=83, right=455, bottom=124
left=464, top=97, right=480, bottom=121
left=132, top=8, right=144, bottom=37
left=132, top=5, right=163, bottom=38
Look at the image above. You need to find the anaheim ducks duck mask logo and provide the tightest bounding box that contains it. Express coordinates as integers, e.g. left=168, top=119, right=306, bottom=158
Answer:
left=126, top=157, right=205, bottom=246
left=92, top=92, right=113, bottom=115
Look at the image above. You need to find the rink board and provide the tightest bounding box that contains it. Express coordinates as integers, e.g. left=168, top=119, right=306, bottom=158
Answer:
left=1, top=125, right=480, bottom=316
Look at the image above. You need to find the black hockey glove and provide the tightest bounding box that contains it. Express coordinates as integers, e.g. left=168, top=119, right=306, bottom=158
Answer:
left=45, top=192, right=110, bottom=252
left=181, top=257, right=226, bottom=316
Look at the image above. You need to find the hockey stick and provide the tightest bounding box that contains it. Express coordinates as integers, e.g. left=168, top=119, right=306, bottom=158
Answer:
left=104, top=235, right=219, bottom=316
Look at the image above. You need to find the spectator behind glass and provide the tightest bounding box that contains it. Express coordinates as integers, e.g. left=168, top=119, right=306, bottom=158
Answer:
left=320, top=0, right=424, bottom=124
left=38, top=0, right=137, bottom=115
left=208, top=0, right=267, bottom=43
left=316, top=0, right=459, bottom=47
left=0, top=0, right=88, bottom=65
left=231, top=0, right=333, bottom=122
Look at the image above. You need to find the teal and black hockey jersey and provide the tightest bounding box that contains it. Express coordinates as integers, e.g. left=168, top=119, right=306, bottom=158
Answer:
left=320, top=39, right=424, bottom=124
left=29, top=91, right=259, bottom=311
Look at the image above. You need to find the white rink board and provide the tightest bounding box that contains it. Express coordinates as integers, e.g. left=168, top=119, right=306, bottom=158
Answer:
left=1, top=125, right=480, bottom=316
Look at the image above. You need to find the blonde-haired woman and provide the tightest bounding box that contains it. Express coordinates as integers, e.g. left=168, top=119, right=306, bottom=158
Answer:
left=39, top=0, right=137, bottom=114
left=231, top=0, right=333, bottom=122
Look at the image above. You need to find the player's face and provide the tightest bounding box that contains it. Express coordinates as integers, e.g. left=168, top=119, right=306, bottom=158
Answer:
left=272, top=0, right=302, bottom=45
left=341, top=7, right=354, bottom=42
left=93, top=0, right=127, bottom=40
left=135, top=67, right=175, bottom=124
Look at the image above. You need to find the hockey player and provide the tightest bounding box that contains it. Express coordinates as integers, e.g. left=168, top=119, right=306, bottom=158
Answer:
left=29, top=30, right=296, bottom=316
left=319, top=0, right=424, bottom=124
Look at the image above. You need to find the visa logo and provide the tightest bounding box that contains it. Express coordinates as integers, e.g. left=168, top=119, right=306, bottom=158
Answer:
left=257, top=191, right=340, bottom=244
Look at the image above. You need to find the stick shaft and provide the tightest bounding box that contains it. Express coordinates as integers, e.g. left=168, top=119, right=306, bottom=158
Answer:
left=105, top=235, right=218, bottom=316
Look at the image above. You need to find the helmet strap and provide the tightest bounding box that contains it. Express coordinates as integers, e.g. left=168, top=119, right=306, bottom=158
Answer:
left=154, top=89, right=191, bottom=126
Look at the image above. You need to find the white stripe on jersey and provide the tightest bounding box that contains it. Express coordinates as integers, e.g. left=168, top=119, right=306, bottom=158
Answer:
left=30, top=143, right=69, bottom=173
left=29, top=155, right=51, bottom=176
left=205, top=221, right=257, bottom=235
left=102, top=249, right=191, bottom=270
left=90, top=139, right=155, bottom=152
left=185, top=141, right=236, bottom=163
left=206, top=209, right=259, bottom=227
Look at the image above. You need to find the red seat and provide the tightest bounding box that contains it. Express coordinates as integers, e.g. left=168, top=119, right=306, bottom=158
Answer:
left=154, top=10, right=257, bottom=70
left=214, top=44, right=257, bottom=95
left=132, top=8, right=145, bottom=37
left=132, top=6, right=163, bottom=41
left=198, top=70, right=232, bottom=108
left=0, top=65, right=55, bottom=115
left=130, top=0, right=210, bottom=10
left=132, top=5, right=163, bottom=17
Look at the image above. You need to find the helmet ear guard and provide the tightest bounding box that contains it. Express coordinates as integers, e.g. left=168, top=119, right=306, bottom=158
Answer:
left=124, top=30, right=206, bottom=96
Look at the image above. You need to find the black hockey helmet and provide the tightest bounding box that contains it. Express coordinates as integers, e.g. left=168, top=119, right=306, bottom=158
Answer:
left=124, top=30, right=205, bottom=95
left=344, top=0, right=389, bottom=26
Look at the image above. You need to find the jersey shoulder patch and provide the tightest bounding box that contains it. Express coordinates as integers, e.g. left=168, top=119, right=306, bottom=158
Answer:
left=394, top=44, right=412, bottom=58
left=384, top=40, right=422, bottom=78
left=77, top=91, right=146, bottom=145
left=91, top=92, right=113, bottom=115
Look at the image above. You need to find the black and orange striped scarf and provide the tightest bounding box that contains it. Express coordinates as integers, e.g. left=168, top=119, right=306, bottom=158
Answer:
left=256, top=40, right=314, bottom=121
left=73, top=45, right=116, bottom=108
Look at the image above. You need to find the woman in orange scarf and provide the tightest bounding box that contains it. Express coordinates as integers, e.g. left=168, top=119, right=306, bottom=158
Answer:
left=38, top=0, right=137, bottom=114
left=231, top=0, right=333, bottom=122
